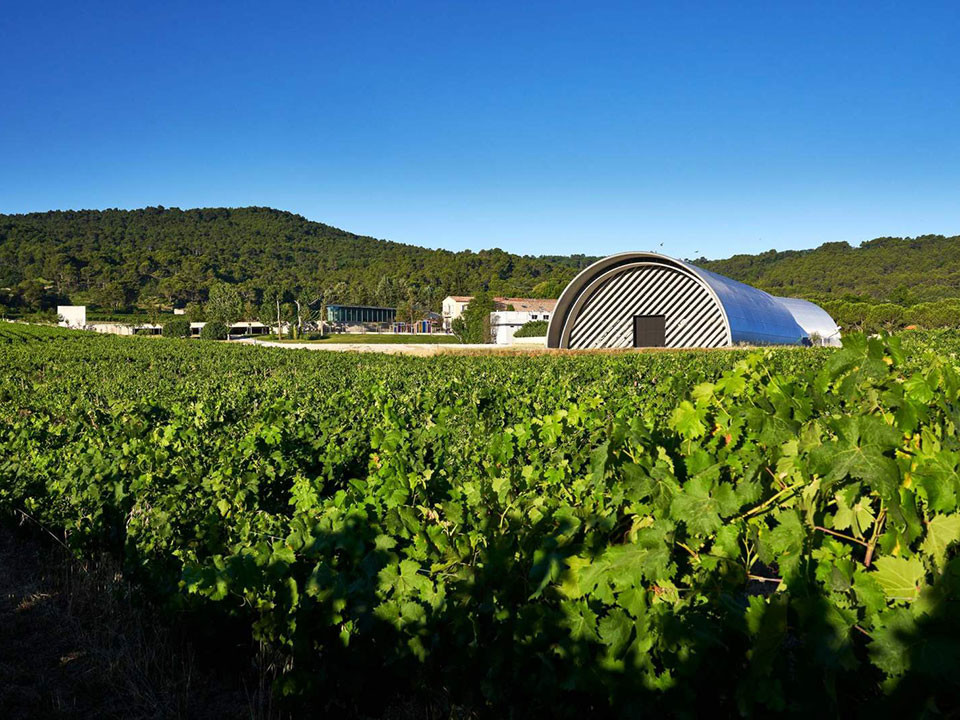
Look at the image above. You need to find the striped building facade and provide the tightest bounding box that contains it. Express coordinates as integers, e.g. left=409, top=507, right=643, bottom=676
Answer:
left=547, top=252, right=840, bottom=350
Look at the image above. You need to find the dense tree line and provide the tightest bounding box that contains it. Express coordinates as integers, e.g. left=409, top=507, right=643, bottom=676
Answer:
left=696, top=235, right=960, bottom=333
left=699, top=235, right=960, bottom=304
left=0, top=207, right=591, bottom=315
left=3, top=207, right=959, bottom=331
left=817, top=297, right=960, bottom=334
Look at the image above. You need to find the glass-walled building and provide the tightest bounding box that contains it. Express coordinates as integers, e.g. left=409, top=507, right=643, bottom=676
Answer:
left=326, top=305, right=396, bottom=324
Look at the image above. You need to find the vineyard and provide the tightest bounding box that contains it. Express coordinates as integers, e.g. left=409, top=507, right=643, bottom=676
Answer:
left=2, top=323, right=960, bottom=715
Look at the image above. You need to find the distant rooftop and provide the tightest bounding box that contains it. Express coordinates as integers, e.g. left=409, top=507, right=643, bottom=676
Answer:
left=445, top=295, right=557, bottom=312
left=495, top=297, right=557, bottom=313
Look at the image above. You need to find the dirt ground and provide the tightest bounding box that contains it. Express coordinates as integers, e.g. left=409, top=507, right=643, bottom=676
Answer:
left=237, top=338, right=523, bottom=355
left=0, top=521, right=275, bottom=720
left=236, top=338, right=727, bottom=356
left=0, top=522, right=465, bottom=719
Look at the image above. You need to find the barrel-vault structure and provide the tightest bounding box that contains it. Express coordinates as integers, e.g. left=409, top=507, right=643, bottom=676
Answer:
left=546, top=252, right=840, bottom=349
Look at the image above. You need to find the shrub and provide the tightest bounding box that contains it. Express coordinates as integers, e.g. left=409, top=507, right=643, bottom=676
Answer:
left=513, top=320, right=549, bottom=338
left=162, top=318, right=191, bottom=338
left=199, top=321, right=229, bottom=340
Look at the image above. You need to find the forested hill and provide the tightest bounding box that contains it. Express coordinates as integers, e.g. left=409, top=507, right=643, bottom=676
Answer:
left=0, top=207, right=594, bottom=312
left=1, top=206, right=958, bottom=317
left=698, top=235, right=960, bottom=306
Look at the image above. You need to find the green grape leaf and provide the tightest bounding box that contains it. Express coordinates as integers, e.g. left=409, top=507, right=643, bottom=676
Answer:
left=670, top=475, right=722, bottom=536
left=811, top=415, right=901, bottom=497
left=852, top=569, right=886, bottom=615
left=670, top=400, right=706, bottom=439
left=921, top=513, right=960, bottom=567
left=832, top=489, right=875, bottom=538
left=578, top=527, right=675, bottom=596
left=598, top=608, right=633, bottom=657
left=872, top=556, right=926, bottom=602
left=903, top=374, right=934, bottom=404
left=561, top=600, right=599, bottom=642
left=868, top=609, right=916, bottom=676
left=759, top=510, right=805, bottom=577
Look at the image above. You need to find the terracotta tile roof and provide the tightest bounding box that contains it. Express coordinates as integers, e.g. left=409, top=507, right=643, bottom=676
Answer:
left=494, top=297, right=557, bottom=313
left=445, top=295, right=558, bottom=313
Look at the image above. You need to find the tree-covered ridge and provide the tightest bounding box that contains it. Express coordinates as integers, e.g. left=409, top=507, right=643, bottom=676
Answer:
left=698, top=235, right=960, bottom=305
left=0, top=207, right=594, bottom=312
left=3, top=207, right=959, bottom=326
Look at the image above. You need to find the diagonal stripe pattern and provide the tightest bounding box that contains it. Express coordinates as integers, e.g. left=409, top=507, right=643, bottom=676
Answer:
left=569, top=265, right=728, bottom=349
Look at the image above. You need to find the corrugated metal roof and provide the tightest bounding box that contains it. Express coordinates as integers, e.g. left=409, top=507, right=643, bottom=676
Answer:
left=773, top=296, right=842, bottom=345
left=688, top=265, right=808, bottom=345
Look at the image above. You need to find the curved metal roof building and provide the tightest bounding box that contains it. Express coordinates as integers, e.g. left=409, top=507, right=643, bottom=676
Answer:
left=546, top=252, right=840, bottom=349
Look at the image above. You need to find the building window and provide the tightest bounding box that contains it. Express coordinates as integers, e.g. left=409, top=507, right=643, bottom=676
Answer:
left=531, top=314, right=538, bottom=320
left=543, top=314, right=549, bottom=320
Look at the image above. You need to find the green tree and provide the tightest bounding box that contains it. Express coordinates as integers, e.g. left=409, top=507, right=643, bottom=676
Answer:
left=93, top=281, right=130, bottom=311
left=865, top=303, right=904, bottom=333
left=162, top=318, right=191, bottom=338
left=205, top=281, right=243, bottom=326
left=185, top=302, right=205, bottom=322
left=455, top=291, right=496, bottom=343
left=200, top=320, right=229, bottom=340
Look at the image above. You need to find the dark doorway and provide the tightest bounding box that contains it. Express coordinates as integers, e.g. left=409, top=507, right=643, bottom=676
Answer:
left=633, top=315, right=666, bottom=347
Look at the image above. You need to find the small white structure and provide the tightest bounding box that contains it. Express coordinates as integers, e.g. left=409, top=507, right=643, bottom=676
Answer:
left=57, top=305, right=86, bottom=328
left=442, top=296, right=557, bottom=336
left=489, top=300, right=557, bottom=345
left=489, top=311, right=540, bottom=344
left=88, top=319, right=273, bottom=337
left=190, top=321, right=272, bottom=336
left=90, top=322, right=159, bottom=336
left=442, top=296, right=473, bottom=331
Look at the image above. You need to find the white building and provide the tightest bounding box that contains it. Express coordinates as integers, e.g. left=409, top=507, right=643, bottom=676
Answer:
left=488, top=311, right=539, bottom=344
left=88, top=320, right=273, bottom=337
left=490, top=299, right=557, bottom=344
left=441, top=296, right=473, bottom=331
left=190, top=321, right=272, bottom=337
left=57, top=305, right=86, bottom=328
left=441, top=295, right=557, bottom=336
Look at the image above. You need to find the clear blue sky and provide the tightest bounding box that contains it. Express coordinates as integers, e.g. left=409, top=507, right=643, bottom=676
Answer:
left=2, top=1, right=958, bottom=259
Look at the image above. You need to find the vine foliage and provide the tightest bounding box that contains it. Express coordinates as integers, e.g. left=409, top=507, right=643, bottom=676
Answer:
left=2, top=324, right=960, bottom=714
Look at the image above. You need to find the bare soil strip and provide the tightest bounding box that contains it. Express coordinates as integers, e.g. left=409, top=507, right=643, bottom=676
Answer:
left=0, top=523, right=273, bottom=720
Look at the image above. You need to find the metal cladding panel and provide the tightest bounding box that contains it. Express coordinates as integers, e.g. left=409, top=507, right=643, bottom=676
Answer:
left=687, top=266, right=808, bottom=345
left=773, top=297, right=842, bottom=346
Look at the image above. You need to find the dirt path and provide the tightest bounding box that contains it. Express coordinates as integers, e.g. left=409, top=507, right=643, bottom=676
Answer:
left=236, top=338, right=506, bottom=355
